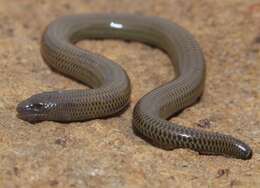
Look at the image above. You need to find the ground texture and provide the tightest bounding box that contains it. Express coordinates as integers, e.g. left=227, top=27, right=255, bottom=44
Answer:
left=0, top=0, right=259, bottom=187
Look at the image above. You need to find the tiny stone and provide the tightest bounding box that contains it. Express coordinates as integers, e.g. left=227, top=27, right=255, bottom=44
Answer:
left=196, top=119, right=212, bottom=128
left=55, top=138, right=67, bottom=147
left=254, top=35, right=260, bottom=43
left=216, top=168, right=230, bottom=178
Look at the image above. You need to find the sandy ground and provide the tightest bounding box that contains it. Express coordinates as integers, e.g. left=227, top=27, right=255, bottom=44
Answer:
left=0, top=0, right=259, bottom=187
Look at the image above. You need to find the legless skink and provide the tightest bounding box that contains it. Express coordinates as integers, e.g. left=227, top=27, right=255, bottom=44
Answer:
left=16, top=14, right=252, bottom=159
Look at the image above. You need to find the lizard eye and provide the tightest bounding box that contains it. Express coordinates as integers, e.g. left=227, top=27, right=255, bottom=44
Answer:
left=25, top=103, right=45, bottom=112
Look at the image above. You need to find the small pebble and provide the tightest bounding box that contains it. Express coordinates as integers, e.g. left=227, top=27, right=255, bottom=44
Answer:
left=216, top=168, right=230, bottom=178
left=196, top=119, right=212, bottom=128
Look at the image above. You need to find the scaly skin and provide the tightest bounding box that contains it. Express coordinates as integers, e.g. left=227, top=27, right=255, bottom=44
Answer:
left=16, top=14, right=252, bottom=159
